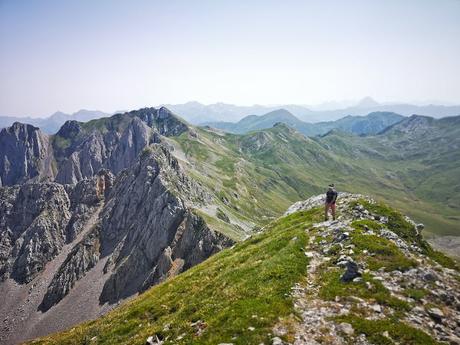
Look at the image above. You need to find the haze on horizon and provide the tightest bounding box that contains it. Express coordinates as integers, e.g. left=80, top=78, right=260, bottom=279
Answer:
left=1, top=0, right=460, bottom=117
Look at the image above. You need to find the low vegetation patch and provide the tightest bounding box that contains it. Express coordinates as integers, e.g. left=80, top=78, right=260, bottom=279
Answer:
left=352, top=200, right=458, bottom=270
left=319, top=271, right=410, bottom=312
left=352, top=200, right=420, bottom=244
left=403, top=288, right=428, bottom=301
left=351, top=219, right=383, bottom=232
left=351, top=233, right=418, bottom=272
left=424, top=247, right=459, bottom=271
left=333, top=315, right=442, bottom=345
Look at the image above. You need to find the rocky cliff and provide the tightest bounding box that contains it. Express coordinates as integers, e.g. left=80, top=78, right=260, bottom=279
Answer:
left=0, top=123, right=55, bottom=186
left=0, top=170, right=114, bottom=286
left=39, top=144, right=231, bottom=311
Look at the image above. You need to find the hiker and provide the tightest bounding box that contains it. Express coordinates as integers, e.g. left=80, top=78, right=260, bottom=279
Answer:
left=325, top=183, right=338, bottom=221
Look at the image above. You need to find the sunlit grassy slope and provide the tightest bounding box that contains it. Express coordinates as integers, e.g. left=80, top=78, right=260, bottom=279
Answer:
left=29, top=207, right=322, bottom=345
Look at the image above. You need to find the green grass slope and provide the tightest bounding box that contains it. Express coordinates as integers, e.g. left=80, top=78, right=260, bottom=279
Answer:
left=168, top=117, right=459, bottom=237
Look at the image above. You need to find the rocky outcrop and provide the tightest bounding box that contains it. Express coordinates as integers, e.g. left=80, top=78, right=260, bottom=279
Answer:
left=0, top=170, right=112, bottom=285
left=64, top=170, right=114, bottom=242
left=130, top=106, right=189, bottom=136
left=381, top=114, right=435, bottom=135
left=54, top=116, right=158, bottom=184
left=107, top=116, right=159, bottom=174
left=98, top=144, right=231, bottom=303
left=38, top=226, right=101, bottom=312
left=0, top=123, right=55, bottom=186
left=0, top=183, right=71, bottom=283
left=52, top=107, right=187, bottom=185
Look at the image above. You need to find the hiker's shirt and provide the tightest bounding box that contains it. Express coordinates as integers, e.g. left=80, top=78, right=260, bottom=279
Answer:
left=326, top=190, right=338, bottom=204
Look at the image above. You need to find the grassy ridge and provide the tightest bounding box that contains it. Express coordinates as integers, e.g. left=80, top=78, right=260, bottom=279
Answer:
left=30, top=208, right=323, bottom=345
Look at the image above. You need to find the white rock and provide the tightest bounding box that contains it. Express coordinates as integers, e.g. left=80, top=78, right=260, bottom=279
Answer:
left=272, top=337, right=284, bottom=345
left=370, top=304, right=382, bottom=313
left=427, top=307, right=444, bottom=322
left=338, top=322, right=354, bottom=335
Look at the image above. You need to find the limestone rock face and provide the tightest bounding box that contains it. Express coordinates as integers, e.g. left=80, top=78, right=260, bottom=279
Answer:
left=131, top=106, right=189, bottom=136
left=55, top=131, right=106, bottom=184
left=54, top=117, right=155, bottom=184
left=107, top=116, right=157, bottom=174
left=0, top=107, right=187, bottom=186
left=98, top=145, right=231, bottom=303
left=0, top=183, right=71, bottom=283
left=38, top=226, right=101, bottom=312
left=0, top=122, right=55, bottom=186
left=0, top=171, right=112, bottom=285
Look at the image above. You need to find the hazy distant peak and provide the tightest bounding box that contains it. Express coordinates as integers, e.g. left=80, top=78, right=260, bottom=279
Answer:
left=355, top=96, right=380, bottom=108
left=183, top=101, right=204, bottom=106
left=262, top=108, right=298, bottom=119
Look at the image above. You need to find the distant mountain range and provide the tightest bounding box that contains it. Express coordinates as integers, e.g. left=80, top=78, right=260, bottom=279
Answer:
left=203, top=109, right=405, bottom=136
left=165, top=98, right=460, bottom=123
left=2, top=98, right=459, bottom=133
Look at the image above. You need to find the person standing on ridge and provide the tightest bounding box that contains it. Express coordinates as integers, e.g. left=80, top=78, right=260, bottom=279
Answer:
left=325, top=184, right=338, bottom=221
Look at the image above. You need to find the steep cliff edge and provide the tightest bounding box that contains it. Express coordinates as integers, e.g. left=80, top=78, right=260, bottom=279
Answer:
left=27, top=194, right=459, bottom=345
left=0, top=122, right=55, bottom=186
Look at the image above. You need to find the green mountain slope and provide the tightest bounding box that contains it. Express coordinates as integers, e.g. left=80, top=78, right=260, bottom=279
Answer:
left=166, top=116, right=460, bottom=236
left=315, top=115, right=460, bottom=234
left=29, top=195, right=459, bottom=345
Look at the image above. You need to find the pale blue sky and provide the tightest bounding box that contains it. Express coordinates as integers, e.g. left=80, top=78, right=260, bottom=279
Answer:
left=1, top=0, right=459, bottom=116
